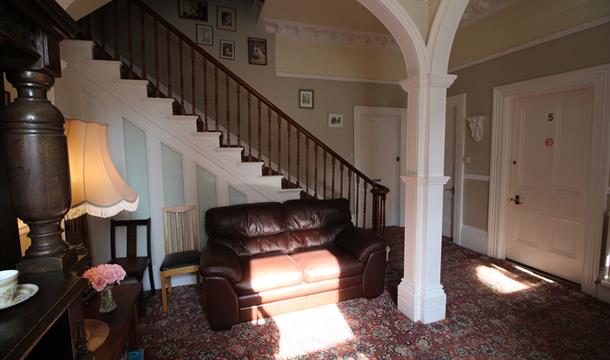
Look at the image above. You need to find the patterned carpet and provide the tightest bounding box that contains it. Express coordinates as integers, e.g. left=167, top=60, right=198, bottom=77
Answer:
left=138, top=227, right=610, bottom=359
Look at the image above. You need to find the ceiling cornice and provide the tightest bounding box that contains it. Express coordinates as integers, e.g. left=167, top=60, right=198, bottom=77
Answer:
left=263, top=18, right=400, bottom=52
left=459, top=0, right=520, bottom=28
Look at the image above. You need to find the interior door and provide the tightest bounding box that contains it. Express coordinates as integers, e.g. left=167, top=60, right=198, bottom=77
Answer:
left=507, top=88, right=593, bottom=284
left=443, top=102, right=457, bottom=238
left=355, top=110, right=402, bottom=227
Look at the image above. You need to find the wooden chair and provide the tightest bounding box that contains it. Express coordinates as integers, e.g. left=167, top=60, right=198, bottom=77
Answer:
left=109, top=218, right=155, bottom=315
left=160, top=205, right=201, bottom=312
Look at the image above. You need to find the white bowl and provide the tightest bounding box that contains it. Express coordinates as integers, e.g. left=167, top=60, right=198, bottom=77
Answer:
left=0, top=270, right=19, bottom=307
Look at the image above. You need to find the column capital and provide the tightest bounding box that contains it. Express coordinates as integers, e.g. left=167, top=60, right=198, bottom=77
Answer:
left=401, top=173, right=450, bottom=186
left=399, top=73, right=457, bottom=92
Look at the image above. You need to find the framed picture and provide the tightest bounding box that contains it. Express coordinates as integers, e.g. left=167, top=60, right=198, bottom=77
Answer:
left=217, top=6, right=236, bottom=31
left=248, top=38, right=267, bottom=65
left=179, top=0, right=208, bottom=21
left=328, top=113, right=344, bottom=128
left=196, top=24, right=213, bottom=46
left=219, top=40, right=235, bottom=60
left=298, top=89, right=314, bottom=109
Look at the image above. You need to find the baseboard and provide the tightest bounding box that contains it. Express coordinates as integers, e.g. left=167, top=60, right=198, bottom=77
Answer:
left=460, top=225, right=487, bottom=254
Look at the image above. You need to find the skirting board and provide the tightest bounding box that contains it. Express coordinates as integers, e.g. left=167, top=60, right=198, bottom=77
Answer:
left=460, top=225, right=487, bottom=255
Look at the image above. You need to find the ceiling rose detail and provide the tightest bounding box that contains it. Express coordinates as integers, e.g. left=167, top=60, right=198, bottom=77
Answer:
left=263, top=18, right=400, bottom=52
left=460, top=0, right=520, bottom=28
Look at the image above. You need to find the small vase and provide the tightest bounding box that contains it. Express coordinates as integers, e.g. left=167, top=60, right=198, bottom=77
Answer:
left=99, top=286, right=117, bottom=313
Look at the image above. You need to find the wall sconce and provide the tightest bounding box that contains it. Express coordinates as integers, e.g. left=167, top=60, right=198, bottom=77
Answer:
left=466, top=115, right=485, bottom=142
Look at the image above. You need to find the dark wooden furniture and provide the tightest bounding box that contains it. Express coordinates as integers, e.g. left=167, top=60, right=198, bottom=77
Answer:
left=0, top=272, right=88, bottom=359
left=84, top=283, right=141, bottom=360
left=110, top=218, right=155, bottom=315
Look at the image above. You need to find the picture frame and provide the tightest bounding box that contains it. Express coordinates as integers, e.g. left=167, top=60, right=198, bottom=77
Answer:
left=328, top=113, right=344, bottom=128
left=179, top=0, right=208, bottom=21
left=219, top=40, right=235, bottom=60
left=247, top=38, right=267, bottom=65
left=298, top=89, right=314, bottom=109
left=196, top=24, right=213, bottom=46
left=217, top=6, right=236, bottom=32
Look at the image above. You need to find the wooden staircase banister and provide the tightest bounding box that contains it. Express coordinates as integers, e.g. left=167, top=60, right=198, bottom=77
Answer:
left=83, top=0, right=389, bottom=234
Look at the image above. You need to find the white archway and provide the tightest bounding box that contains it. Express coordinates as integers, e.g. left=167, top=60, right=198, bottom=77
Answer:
left=356, top=0, right=468, bottom=323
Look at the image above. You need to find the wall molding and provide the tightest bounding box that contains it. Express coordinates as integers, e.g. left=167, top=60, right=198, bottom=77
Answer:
left=464, top=173, right=490, bottom=181
left=461, top=225, right=488, bottom=254
left=459, top=0, right=520, bottom=28
left=264, top=17, right=400, bottom=52
left=450, top=16, right=610, bottom=72
left=275, top=71, right=399, bottom=85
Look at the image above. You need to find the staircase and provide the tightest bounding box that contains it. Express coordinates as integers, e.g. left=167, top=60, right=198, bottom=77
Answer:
left=77, top=0, right=389, bottom=233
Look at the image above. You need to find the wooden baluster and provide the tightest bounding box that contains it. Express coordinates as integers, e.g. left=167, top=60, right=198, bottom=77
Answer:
left=236, top=83, right=241, bottom=146
left=257, top=99, right=262, bottom=161
left=355, top=176, right=360, bottom=227
left=166, top=30, right=172, bottom=96
left=127, top=0, right=133, bottom=78
left=247, top=93, right=252, bottom=160
left=140, top=7, right=146, bottom=79
left=363, top=182, right=368, bottom=229
left=297, top=129, right=301, bottom=187
left=203, top=58, right=208, bottom=130
left=191, top=47, right=195, bottom=114
left=323, top=150, right=327, bottom=199
left=225, top=74, right=230, bottom=145
left=113, top=0, right=119, bottom=60
left=87, top=15, right=93, bottom=41
left=214, top=67, right=218, bottom=131
left=340, top=163, right=344, bottom=198
left=154, top=20, right=160, bottom=97
left=348, top=170, right=352, bottom=203
left=179, top=39, right=184, bottom=113
left=305, top=137, right=310, bottom=194
left=277, top=114, right=281, bottom=174
left=100, top=6, right=106, bottom=56
left=267, top=108, right=272, bottom=175
left=314, top=144, right=318, bottom=198
left=331, top=157, right=336, bottom=199
left=287, top=123, right=291, bottom=185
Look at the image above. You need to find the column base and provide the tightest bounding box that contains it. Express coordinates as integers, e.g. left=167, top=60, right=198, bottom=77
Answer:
left=397, top=279, right=446, bottom=323
left=17, top=249, right=77, bottom=274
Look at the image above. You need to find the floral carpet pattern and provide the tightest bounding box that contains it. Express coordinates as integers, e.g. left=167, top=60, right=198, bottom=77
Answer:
left=138, top=227, right=610, bottom=359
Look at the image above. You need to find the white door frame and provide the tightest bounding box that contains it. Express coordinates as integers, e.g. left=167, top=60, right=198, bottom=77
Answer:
left=446, top=94, right=466, bottom=245
left=488, top=64, right=610, bottom=295
left=354, top=105, right=407, bottom=226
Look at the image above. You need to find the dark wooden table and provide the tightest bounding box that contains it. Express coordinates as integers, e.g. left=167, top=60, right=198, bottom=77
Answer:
left=84, top=283, right=141, bottom=360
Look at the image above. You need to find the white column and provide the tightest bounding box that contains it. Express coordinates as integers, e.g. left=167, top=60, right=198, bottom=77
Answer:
left=397, top=73, right=456, bottom=323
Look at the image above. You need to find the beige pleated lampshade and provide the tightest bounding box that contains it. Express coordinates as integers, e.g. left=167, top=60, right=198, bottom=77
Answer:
left=64, top=119, right=139, bottom=220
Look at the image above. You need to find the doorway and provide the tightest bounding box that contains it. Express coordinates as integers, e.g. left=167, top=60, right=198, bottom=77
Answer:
left=354, top=106, right=407, bottom=227
left=444, top=94, right=466, bottom=243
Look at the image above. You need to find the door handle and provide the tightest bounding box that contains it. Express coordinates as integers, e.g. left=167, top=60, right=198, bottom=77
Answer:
left=510, top=195, right=522, bottom=205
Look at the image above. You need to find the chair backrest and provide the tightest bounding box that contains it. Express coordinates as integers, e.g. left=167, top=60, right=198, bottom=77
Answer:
left=162, top=205, right=199, bottom=255
left=110, top=218, right=152, bottom=260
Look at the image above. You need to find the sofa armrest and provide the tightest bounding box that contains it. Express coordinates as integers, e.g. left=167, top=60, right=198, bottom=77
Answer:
left=200, top=244, right=242, bottom=283
left=335, top=226, right=385, bottom=263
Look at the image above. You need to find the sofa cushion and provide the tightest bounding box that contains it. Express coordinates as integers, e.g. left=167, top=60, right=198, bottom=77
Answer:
left=235, top=254, right=303, bottom=295
left=291, top=248, right=363, bottom=282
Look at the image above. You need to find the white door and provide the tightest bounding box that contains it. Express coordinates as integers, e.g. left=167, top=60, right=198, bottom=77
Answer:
left=354, top=107, right=405, bottom=227
left=507, top=88, right=593, bottom=284
left=443, top=101, right=457, bottom=238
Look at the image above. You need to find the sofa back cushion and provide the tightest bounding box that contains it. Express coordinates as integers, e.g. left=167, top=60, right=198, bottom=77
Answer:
left=284, top=199, right=351, bottom=252
left=206, top=199, right=352, bottom=257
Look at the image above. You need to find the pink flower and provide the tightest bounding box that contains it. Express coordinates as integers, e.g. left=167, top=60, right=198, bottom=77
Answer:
left=83, top=264, right=127, bottom=292
left=91, top=277, right=107, bottom=292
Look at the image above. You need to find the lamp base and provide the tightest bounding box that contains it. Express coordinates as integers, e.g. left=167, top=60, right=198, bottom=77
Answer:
left=17, top=249, right=76, bottom=274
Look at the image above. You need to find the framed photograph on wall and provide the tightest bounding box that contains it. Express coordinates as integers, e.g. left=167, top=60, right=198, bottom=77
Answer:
left=219, top=40, right=235, bottom=60
left=328, top=113, right=344, bottom=128
left=298, top=89, right=314, bottom=109
left=217, top=6, right=236, bottom=31
left=179, top=0, right=208, bottom=21
left=196, top=24, right=213, bottom=46
left=247, top=38, right=267, bottom=65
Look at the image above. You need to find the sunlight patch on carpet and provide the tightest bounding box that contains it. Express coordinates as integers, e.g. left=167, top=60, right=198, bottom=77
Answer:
left=476, top=265, right=530, bottom=293
left=272, top=303, right=355, bottom=359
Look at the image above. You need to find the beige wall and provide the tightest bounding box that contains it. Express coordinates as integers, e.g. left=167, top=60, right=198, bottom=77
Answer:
left=141, top=0, right=407, bottom=164
left=448, top=23, right=610, bottom=230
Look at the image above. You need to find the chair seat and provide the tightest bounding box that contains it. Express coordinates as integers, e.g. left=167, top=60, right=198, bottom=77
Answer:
left=160, top=250, right=201, bottom=271
left=235, top=254, right=303, bottom=295
left=110, top=257, right=150, bottom=276
left=291, top=248, right=363, bottom=282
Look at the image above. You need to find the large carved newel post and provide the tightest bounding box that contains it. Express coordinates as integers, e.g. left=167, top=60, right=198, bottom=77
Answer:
left=1, top=70, right=75, bottom=272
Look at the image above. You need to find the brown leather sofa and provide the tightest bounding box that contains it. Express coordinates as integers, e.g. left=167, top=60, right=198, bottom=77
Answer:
left=200, top=198, right=386, bottom=330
